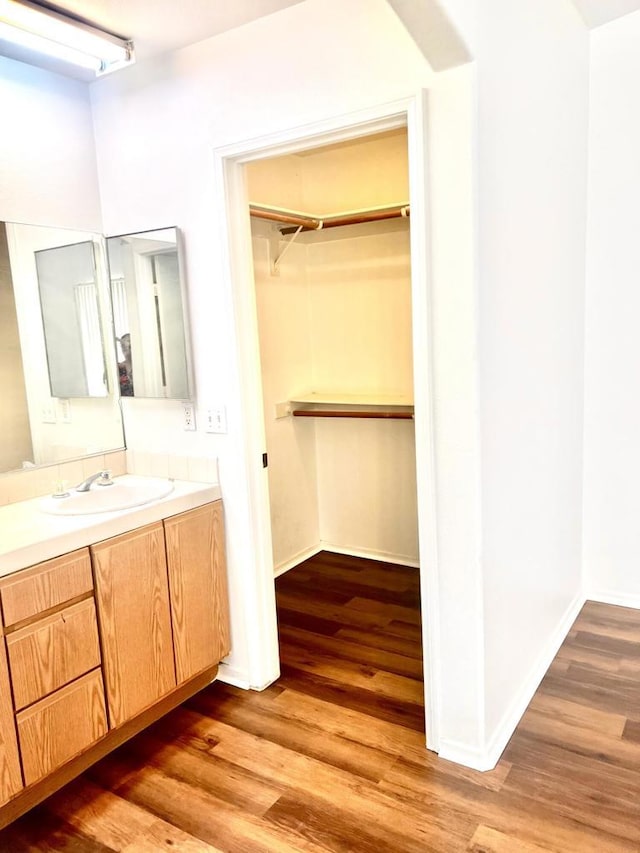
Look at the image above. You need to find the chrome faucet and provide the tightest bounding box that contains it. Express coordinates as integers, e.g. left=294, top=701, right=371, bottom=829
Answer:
left=75, top=470, right=114, bottom=492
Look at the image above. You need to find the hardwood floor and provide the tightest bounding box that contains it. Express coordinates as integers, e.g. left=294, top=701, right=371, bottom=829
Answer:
left=1, top=552, right=640, bottom=851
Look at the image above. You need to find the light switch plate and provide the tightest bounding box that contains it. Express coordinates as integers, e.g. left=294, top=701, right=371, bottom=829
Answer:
left=205, top=406, right=227, bottom=434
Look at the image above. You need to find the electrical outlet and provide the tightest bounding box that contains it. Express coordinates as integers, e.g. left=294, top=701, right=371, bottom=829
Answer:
left=58, top=398, right=71, bottom=424
left=41, top=403, right=56, bottom=424
left=205, top=406, right=227, bottom=434
left=182, top=402, right=197, bottom=431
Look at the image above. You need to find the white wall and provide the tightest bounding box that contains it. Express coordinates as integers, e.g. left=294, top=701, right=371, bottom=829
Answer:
left=309, top=223, right=418, bottom=563
left=0, top=56, right=101, bottom=229
left=253, top=219, right=418, bottom=569
left=90, top=0, right=485, bottom=754
left=0, top=56, right=109, bottom=472
left=583, top=11, right=640, bottom=606
left=476, top=0, right=589, bottom=752
left=252, top=222, right=320, bottom=570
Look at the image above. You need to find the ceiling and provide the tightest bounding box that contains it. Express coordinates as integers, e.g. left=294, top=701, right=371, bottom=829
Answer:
left=571, top=0, right=640, bottom=27
left=0, top=0, right=305, bottom=78
left=42, top=0, right=304, bottom=58
left=44, top=0, right=640, bottom=49
left=2, top=0, right=640, bottom=81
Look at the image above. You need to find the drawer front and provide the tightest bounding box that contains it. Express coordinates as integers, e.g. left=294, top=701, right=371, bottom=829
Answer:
left=17, top=669, right=107, bottom=786
left=1, top=550, right=93, bottom=627
left=7, top=599, right=102, bottom=710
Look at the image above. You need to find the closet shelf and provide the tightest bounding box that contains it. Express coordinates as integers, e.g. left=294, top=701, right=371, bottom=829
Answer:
left=285, top=392, right=414, bottom=421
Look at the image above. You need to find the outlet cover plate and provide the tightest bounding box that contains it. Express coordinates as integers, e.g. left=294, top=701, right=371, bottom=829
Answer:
left=182, top=402, right=196, bottom=431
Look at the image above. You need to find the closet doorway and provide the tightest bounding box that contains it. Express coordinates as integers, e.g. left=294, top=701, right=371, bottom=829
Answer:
left=214, top=96, right=440, bottom=751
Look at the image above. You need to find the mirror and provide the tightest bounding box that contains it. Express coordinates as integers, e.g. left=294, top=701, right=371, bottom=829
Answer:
left=0, top=221, right=125, bottom=475
left=35, top=240, right=108, bottom=398
left=106, top=227, right=192, bottom=399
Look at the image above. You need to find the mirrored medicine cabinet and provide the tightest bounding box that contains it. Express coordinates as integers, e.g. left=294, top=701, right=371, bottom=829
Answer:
left=0, top=220, right=192, bottom=477
left=106, top=228, right=191, bottom=401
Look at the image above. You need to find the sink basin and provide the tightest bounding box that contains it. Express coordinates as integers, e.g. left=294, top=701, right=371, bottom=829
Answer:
left=39, top=476, right=175, bottom=516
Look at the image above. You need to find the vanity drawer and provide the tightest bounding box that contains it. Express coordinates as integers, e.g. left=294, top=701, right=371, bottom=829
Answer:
left=6, top=599, right=102, bottom=711
left=16, top=669, right=107, bottom=786
left=1, top=549, right=93, bottom=627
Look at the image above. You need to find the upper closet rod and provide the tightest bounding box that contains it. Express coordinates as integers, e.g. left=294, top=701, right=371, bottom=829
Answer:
left=249, top=203, right=410, bottom=233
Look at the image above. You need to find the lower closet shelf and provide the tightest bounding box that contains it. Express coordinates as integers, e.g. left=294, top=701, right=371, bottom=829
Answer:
left=287, top=392, right=414, bottom=420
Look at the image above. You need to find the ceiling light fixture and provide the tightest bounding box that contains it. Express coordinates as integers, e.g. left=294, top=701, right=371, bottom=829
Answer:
left=0, top=0, right=134, bottom=75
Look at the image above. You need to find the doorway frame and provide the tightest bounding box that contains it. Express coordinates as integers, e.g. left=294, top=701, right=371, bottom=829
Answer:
left=213, top=92, right=441, bottom=752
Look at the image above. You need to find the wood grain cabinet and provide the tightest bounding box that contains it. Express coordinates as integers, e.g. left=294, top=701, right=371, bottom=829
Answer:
left=0, top=623, right=23, bottom=805
left=0, top=498, right=230, bottom=828
left=91, top=503, right=231, bottom=726
left=92, top=522, right=177, bottom=727
left=16, top=670, right=107, bottom=786
left=0, top=548, right=106, bottom=795
left=164, top=502, right=231, bottom=682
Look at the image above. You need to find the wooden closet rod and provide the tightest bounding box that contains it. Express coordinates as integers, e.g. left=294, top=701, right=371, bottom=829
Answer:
left=292, top=409, right=414, bottom=420
left=249, top=203, right=410, bottom=233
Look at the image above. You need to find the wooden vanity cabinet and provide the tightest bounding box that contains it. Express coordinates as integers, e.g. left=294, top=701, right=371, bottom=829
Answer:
left=0, top=498, right=230, bottom=828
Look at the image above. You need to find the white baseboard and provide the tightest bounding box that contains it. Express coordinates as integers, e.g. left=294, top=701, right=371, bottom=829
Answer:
left=481, top=591, right=586, bottom=771
left=320, top=541, right=420, bottom=568
left=438, top=739, right=497, bottom=772
left=440, top=591, right=585, bottom=772
left=274, top=542, right=419, bottom=576
left=216, top=662, right=251, bottom=689
left=586, top=590, right=640, bottom=610
left=274, top=544, right=323, bottom=577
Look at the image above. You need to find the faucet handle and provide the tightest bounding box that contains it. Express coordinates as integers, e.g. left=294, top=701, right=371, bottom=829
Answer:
left=97, top=470, right=114, bottom=486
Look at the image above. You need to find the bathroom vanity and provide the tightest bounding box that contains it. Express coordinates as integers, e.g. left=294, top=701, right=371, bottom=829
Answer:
left=0, top=477, right=229, bottom=828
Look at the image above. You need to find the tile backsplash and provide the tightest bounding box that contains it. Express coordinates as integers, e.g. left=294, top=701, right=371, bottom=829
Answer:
left=0, top=449, right=218, bottom=506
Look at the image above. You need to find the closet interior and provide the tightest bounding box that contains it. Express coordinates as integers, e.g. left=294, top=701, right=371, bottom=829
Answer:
left=247, top=128, right=419, bottom=575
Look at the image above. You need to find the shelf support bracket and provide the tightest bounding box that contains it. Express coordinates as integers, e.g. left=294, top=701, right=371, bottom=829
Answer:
left=270, top=225, right=304, bottom=276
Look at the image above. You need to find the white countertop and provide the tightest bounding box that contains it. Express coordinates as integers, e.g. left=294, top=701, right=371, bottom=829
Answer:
left=0, top=475, right=221, bottom=577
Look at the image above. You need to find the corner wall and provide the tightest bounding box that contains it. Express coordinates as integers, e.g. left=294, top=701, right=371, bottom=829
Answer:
left=476, top=0, right=589, bottom=754
left=583, top=11, right=640, bottom=607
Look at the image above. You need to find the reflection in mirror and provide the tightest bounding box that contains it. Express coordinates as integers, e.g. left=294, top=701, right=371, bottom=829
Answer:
left=0, top=222, right=125, bottom=475
left=107, top=228, right=191, bottom=399
left=35, top=241, right=108, bottom=398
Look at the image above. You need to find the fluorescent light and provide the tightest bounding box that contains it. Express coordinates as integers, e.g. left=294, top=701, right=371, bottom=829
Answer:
left=0, top=0, right=134, bottom=75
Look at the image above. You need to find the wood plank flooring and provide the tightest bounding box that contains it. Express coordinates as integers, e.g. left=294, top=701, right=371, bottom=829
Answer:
left=1, top=552, right=640, bottom=851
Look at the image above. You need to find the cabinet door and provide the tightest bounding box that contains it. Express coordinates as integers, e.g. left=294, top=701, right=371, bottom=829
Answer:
left=164, top=502, right=231, bottom=683
left=92, top=523, right=176, bottom=727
